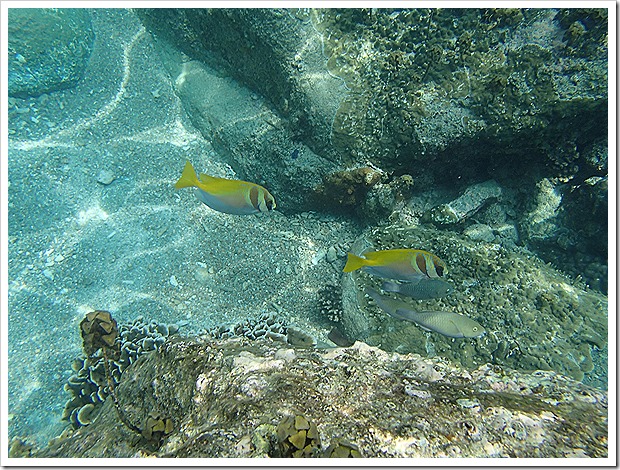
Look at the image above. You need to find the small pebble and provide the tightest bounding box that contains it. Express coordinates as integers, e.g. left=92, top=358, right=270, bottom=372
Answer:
left=326, top=246, right=337, bottom=263
left=96, top=169, right=116, bottom=185
left=169, top=275, right=179, bottom=287
left=194, top=267, right=210, bottom=283
left=456, top=398, right=481, bottom=409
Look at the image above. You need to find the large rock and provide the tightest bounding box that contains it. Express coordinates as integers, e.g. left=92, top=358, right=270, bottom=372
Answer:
left=339, top=224, right=607, bottom=384
left=137, top=8, right=607, bottom=182
left=23, top=337, right=608, bottom=458
left=147, top=36, right=340, bottom=213
left=8, top=9, right=95, bottom=98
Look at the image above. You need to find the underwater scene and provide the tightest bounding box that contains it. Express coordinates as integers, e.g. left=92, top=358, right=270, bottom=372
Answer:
left=6, top=7, right=609, bottom=459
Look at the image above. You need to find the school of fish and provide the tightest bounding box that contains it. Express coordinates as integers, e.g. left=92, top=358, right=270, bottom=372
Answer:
left=343, top=248, right=485, bottom=338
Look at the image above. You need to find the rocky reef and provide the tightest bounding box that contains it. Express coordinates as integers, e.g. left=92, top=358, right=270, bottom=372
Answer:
left=18, top=337, right=607, bottom=458
left=133, top=7, right=607, bottom=289
left=338, top=223, right=607, bottom=385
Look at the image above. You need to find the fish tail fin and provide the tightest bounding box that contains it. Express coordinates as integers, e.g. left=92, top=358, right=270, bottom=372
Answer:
left=381, top=281, right=399, bottom=293
left=175, top=160, right=199, bottom=189
left=343, top=253, right=366, bottom=273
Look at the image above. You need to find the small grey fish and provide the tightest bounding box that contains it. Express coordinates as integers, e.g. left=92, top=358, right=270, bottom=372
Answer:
left=366, top=288, right=485, bottom=338
left=382, top=278, right=453, bottom=300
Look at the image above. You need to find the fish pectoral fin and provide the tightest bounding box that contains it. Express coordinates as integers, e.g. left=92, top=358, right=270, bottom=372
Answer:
left=448, top=319, right=466, bottom=337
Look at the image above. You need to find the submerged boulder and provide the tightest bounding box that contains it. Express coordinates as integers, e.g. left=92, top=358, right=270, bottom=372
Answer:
left=8, top=9, right=95, bottom=98
left=28, top=337, right=607, bottom=458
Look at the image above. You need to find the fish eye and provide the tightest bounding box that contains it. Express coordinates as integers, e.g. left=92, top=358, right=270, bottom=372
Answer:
left=472, top=326, right=478, bottom=332
left=435, top=265, right=444, bottom=277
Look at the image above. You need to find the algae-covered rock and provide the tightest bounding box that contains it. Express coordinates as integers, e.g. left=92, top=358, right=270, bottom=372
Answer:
left=29, top=338, right=607, bottom=458
left=134, top=8, right=606, bottom=216
left=313, top=8, right=607, bottom=180
left=8, top=9, right=95, bottom=98
left=339, top=224, right=607, bottom=383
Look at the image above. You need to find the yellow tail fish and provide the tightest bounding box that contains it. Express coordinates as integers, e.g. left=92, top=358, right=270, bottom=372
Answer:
left=343, top=248, right=446, bottom=282
left=175, top=161, right=276, bottom=215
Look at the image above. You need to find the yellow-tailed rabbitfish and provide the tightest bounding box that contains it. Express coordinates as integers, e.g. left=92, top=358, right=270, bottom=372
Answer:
left=175, top=160, right=276, bottom=215
left=343, top=249, right=446, bottom=282
left=381, top=278, right=453, bottom=300
left=366, top=288, right=484, bottom=338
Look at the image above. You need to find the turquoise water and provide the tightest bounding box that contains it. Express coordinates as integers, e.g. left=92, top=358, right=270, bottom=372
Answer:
left=6, top=7, right=609, bottom=455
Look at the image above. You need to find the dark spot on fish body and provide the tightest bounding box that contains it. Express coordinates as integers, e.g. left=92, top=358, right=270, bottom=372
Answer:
left=249, top=186, right=259, bottom=209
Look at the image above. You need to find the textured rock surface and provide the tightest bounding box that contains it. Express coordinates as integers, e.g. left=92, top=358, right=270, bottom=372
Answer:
left=8, top=9, right=95, bottom=98
left=137, top=8, right=606, bottom=179
left=339, top=224, right=607, bottom=385
left=136, top=8, right=346, bottom=160
left=27, top=338, right=607, bottom=458
left=136, top=9, right=346, bottom=213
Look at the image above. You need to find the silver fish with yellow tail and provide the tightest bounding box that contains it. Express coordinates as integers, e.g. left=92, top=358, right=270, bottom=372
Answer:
left=175, top=160, right=276, bottom=215
left=343, top=249, right=446, bottom=282
left=366, top=288, right=484, bottom=338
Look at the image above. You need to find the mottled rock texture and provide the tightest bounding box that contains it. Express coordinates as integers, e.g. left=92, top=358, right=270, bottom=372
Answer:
left=8, top=9, right=95, bottom=98
left=28, top=337, right=607, bottom=458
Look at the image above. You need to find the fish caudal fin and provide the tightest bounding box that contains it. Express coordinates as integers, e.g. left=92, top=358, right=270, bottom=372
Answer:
left=343, top=253, right=367, bottom=273
left=174, top=160, right=199, bottom=189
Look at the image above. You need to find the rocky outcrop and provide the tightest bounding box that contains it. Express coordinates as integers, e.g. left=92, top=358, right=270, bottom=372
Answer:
left=135, top=9, right=607, bottom=279
left=8, top=9, right=95, bottom=98
left=26, top=337, right=607, bottom=458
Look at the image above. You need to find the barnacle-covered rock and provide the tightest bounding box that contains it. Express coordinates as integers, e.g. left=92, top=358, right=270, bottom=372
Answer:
left=314, top=8, right=607, bottom=179
left=340, top=223, right=607, bottom=384
left=33, top=338, right=607, bottom=458
left=312, top=167, right=384, bottom=215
